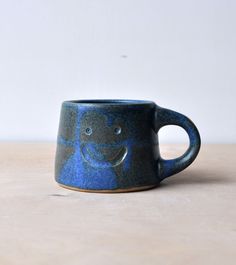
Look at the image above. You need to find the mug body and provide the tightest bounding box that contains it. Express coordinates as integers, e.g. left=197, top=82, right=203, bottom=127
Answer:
left=55, top=100, right=160, bottom=192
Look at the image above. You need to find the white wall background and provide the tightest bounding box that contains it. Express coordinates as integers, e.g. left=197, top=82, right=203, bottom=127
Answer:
left=0, top=0, right=235, bottom=143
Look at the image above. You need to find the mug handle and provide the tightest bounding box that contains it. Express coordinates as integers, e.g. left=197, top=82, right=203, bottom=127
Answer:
left=155, top=107, right=201, bottom=181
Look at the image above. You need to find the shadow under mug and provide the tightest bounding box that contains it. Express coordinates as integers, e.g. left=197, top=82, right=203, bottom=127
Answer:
left=55, top=100, right=201, bottom=192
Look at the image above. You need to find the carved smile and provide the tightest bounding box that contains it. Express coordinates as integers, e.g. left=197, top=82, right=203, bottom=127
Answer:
left=81, top=143, right=128, bottom=168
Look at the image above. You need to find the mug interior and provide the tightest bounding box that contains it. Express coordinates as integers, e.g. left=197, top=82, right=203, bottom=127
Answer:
left=65, top=99, right=155, bottom=105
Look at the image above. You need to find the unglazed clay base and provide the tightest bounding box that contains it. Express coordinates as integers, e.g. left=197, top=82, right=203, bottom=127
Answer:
left=58, top=183, right=158, bottom=193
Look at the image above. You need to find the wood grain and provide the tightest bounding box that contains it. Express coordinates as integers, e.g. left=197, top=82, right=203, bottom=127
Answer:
left=0, top=143, right=235, bottom=265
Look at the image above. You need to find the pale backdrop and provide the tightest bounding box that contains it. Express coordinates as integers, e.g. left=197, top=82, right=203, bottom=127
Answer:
left=0, top=0, right=235, bottom=143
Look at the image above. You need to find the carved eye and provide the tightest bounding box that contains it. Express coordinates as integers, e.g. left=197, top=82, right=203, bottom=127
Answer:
left=85, top=127, right=92, bottom=135
left=114, top=127, right=121, bottom=135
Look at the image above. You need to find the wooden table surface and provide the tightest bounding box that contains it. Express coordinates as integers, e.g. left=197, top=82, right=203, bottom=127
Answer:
left=0, top=143, right=235, bottom=265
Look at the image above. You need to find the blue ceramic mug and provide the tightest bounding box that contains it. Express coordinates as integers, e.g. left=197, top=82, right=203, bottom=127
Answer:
left=55, top=100, right=201, bottom=192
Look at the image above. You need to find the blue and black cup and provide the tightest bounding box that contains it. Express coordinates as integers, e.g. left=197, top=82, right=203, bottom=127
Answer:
left=55, top=100, right=200, bottom=192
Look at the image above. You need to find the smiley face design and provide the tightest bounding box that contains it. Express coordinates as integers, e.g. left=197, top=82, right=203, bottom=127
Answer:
left=56, top=108, right=158, bottom=190
left=80, top=112, right=128, bottom=168
left=56, top=110, right=134, bottom=190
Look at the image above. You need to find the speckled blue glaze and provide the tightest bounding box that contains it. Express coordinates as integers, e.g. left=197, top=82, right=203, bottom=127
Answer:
left=55, top=100, right=201, bottom=192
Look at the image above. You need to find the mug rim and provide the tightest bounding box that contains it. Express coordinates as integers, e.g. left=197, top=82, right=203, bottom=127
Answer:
left=63, top=99, right=155, bottom=106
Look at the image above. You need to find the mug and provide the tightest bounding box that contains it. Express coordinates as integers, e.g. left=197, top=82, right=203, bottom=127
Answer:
left=55, top=100, right=201, bottom=192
